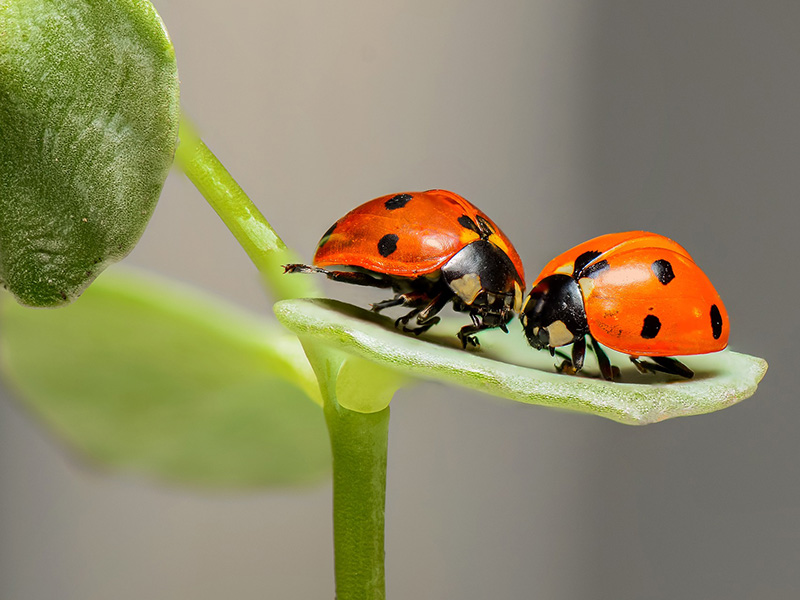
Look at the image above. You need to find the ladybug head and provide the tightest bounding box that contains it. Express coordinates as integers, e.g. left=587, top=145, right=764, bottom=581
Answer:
left=520, top=274, right=589, bottom=350
left=441, top=240, right=524, bottom=324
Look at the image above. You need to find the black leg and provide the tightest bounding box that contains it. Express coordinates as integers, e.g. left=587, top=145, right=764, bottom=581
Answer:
left=415, top=292, right=450, bottom=326
left=651, top=356, right=694, bottom=378
left=554, top=338, right=586, bottom=376
left=553, top=349, right=571, bottom=361
left=395, top=292, right=451, bottom=336
left=456, top=314, right=485, bottom=348
left=555, top=337, right=621, bottom=380
left=376, top=290, right=440, bottom=313
left=589, top=335, right=616, bottom=381
left=283, top=264, right=393, bottom=288
left=395, top=307, right=422, bottom=329
left=571, top=337, right=586, bottom=372
left=370, top=296, right=406, bottom=313
left=631, top=356, right=694, bottom=379
left=555, top=358, right=577, bottom=375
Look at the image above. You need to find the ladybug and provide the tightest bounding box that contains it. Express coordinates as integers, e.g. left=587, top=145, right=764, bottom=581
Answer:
left=520, top=231, right=729, bottom=380
left=284, top=189, right=525, bottom=347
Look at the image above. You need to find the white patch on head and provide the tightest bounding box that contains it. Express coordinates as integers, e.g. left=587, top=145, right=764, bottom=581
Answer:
left=513, top=281, right=523, bottom=312
left=449, top=273, right=483, bottom=304
left=546, top=320, right=574, bottom=347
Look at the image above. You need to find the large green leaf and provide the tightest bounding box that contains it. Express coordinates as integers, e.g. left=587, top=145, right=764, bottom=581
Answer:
left=275, top=298, right=768, bottom=425
left=0, top=270, right=330, bottom=488
left=0, top=0, right=180, bottom=306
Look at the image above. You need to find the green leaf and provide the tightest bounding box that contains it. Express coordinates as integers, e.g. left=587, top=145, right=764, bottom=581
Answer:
left=0, top=0, right=180, bottom=306
left=0, top=270, right=330, bottom=488
left=274, top=298, right=768, bottom=425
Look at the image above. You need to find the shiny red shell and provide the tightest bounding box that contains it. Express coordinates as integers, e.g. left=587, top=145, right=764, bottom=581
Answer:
left=532, top=231, right=729, bottom=357
left=313, top=189, right=525, bottom=281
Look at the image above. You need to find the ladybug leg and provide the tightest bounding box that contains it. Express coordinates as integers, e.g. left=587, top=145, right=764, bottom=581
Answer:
left=282, top=264, right=393, bottom=288
left=388, top=291, right=435, bottom=325
left=394, top=292, right=450, bottom=335
left=370, top=296, right=406, bottom=313
left=630, top=356, right=694, bottom=379
left=589, top=336, right=617, bottom=381
left=571, top=337, right=586, bottom=372
left=553, top=349, right=571, bottom=362
left=395, top=307, right=423, bottom=329
left=554, top=337, right=586, bottom=376
left=651, top=356, right=694, bottom=379
left=555, top=357, right=577, bottom=375
left=412, top=292, right=451, bottom=332
left=456, top=313, right=486, bottom=349
left=393, top=294, right=429, bottom=330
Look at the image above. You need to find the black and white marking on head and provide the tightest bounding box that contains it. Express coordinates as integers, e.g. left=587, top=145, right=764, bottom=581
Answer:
left=448, top=272, right=484, bottom=304
left=384, top=194, right=413, bottom=210
left=641, top=314, right=662, bottom=339
left=710, top=304, right=723, bottom=339
left=377, top=233, right=399, bottom=257
left=317, top=221, right=337, bottom=248
left=651, top=259, right=675, bottom=285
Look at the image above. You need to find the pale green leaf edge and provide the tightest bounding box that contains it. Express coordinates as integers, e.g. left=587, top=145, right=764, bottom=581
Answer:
left=274, top=298, right=768, bottom=425
left=94, top=268, right=324, bottom=406
left=1, top=268, right=322, bottom=407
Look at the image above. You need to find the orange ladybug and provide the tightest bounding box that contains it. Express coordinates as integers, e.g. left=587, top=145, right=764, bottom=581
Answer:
left=284, top=189, right=525, bottom=347
left=520, top=231, right=729, bottom=379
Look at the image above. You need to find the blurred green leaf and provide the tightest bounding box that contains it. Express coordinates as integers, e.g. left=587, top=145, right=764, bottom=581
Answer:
left=0, top=0, right=180, bottom=306
left=0, top=270, right=330, bottom=488
left=275, top=298, right=768, bottom=425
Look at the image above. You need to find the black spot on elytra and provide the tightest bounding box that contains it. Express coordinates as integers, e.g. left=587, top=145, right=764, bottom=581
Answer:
left=582, top=259, right=610, bottom=279
left=651, top=259, right=675, bottom=285
left=458, top=215, right=479, bottom=233
left=641, top=314, right=661, bottom=339
left=317, top=221, right=337, bottom=248
left=573, top=251, right=602, bottom=278
left=710, top=304, right=723, bottom=339
left=385, top=193, right=412, bottom=210
left=378, top=233, right=399, bottom=257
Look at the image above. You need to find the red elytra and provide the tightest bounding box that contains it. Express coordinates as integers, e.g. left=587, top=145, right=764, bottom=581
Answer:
left=314, top=189, right=524, bottom=279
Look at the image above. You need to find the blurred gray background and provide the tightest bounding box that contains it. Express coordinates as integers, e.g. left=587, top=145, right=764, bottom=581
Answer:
left=1, top=1, right=798, bottom=598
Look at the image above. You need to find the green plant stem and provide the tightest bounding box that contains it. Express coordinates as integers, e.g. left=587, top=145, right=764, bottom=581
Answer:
left=173, top=113, right=318, bottom=301
left=326, top=398, right=389, bottom=600
left=302, top=341, right=390, bottom=600
left=176, top=112, right=393, bottom=598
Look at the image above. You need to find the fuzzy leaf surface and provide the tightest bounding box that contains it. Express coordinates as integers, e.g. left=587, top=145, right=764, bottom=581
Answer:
left=0, top=0, right=180, bottom=306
